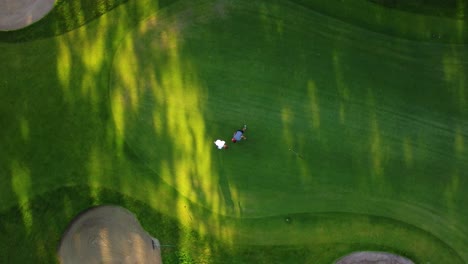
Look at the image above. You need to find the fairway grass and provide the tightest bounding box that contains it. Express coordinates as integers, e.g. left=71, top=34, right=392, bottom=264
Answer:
left=1, top=0, right=467, bottom=263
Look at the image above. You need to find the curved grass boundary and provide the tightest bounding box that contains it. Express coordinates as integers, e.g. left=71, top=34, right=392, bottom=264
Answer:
left=225, top=212, right=464, bottom=263
left=0, top=0, right=128, bottom=42
left=1, top=0, right=465, bottom=43
left=368, top=0, right=466, bottom=19
left=289, top=0, right=468, bottom=44
left=0, top=185, right=463, bottom=263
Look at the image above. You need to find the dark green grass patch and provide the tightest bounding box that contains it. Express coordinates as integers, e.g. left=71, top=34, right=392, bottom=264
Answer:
left=290, top=0, right=468, bottom=44
left=369, top=0, right=467, bottom=19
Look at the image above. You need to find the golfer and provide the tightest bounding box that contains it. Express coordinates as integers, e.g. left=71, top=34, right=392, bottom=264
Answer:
left=214, top=139, right=228, bottom=149
left=231, top=125, right=247, bottom=143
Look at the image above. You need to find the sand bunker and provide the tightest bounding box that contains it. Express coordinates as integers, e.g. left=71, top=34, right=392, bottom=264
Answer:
left=336, top=251, right=414, bottom=264
left=0, top=0, right=55, bottom=31
left=58, top=205, right=162, bottom=264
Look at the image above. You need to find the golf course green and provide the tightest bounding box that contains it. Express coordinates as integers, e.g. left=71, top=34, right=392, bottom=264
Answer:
left=1, top=0, right=467, bottom=263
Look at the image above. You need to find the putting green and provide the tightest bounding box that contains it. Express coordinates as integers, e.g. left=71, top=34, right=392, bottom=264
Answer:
left=1, top=0, right=466, bottom=262
left=110, top=0, right=467, bottom=262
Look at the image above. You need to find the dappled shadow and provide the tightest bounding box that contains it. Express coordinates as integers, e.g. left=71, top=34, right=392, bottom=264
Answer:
left=0, top=0, right=183, bottom=262
left=108, top=1, right=248, bottom=250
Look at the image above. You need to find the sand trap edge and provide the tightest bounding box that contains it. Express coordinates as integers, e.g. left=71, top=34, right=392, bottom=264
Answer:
left=0, top=0, right=56, bottom=31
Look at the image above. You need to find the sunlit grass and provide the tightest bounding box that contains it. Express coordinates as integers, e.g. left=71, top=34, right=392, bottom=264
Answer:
left=19, top=117, right=29, bottom=141
left=442, top=50, right=467, bottom=114
left=280, top=105, right=294, bottom=148
left=402, top=137, right=414, bottom=167
left=454, top=126, right=465, bottom=156
left=369, top=114, right=385, bottom=179
left=307, top=80, right=320, bottom=129
left=116, top=39, right=139, bottom=112
left=57, top=39, right=72, bottom=102
left=11, top=160, right=33, bottom=233
left=158, top=30, right=218, bottom=211
left=81, top=27, right=106, bottom=74
left=332, top=52, right=349, bottom=125
left=111, top=88, right=126, bottom=151
left=88, top=146, right=104, bottom=204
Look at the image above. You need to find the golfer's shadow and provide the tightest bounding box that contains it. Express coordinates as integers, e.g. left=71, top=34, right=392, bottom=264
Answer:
left=218, top=172, right=235, bottom=212
left=216, top=152, right=235, bottom=212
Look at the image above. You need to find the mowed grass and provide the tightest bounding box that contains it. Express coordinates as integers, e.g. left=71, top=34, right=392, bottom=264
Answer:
left=1, top=0, right=467, bottom=263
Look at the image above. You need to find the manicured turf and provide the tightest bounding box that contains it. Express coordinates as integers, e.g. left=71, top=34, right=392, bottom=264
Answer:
left=1, top=0, right=467, bottom=263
